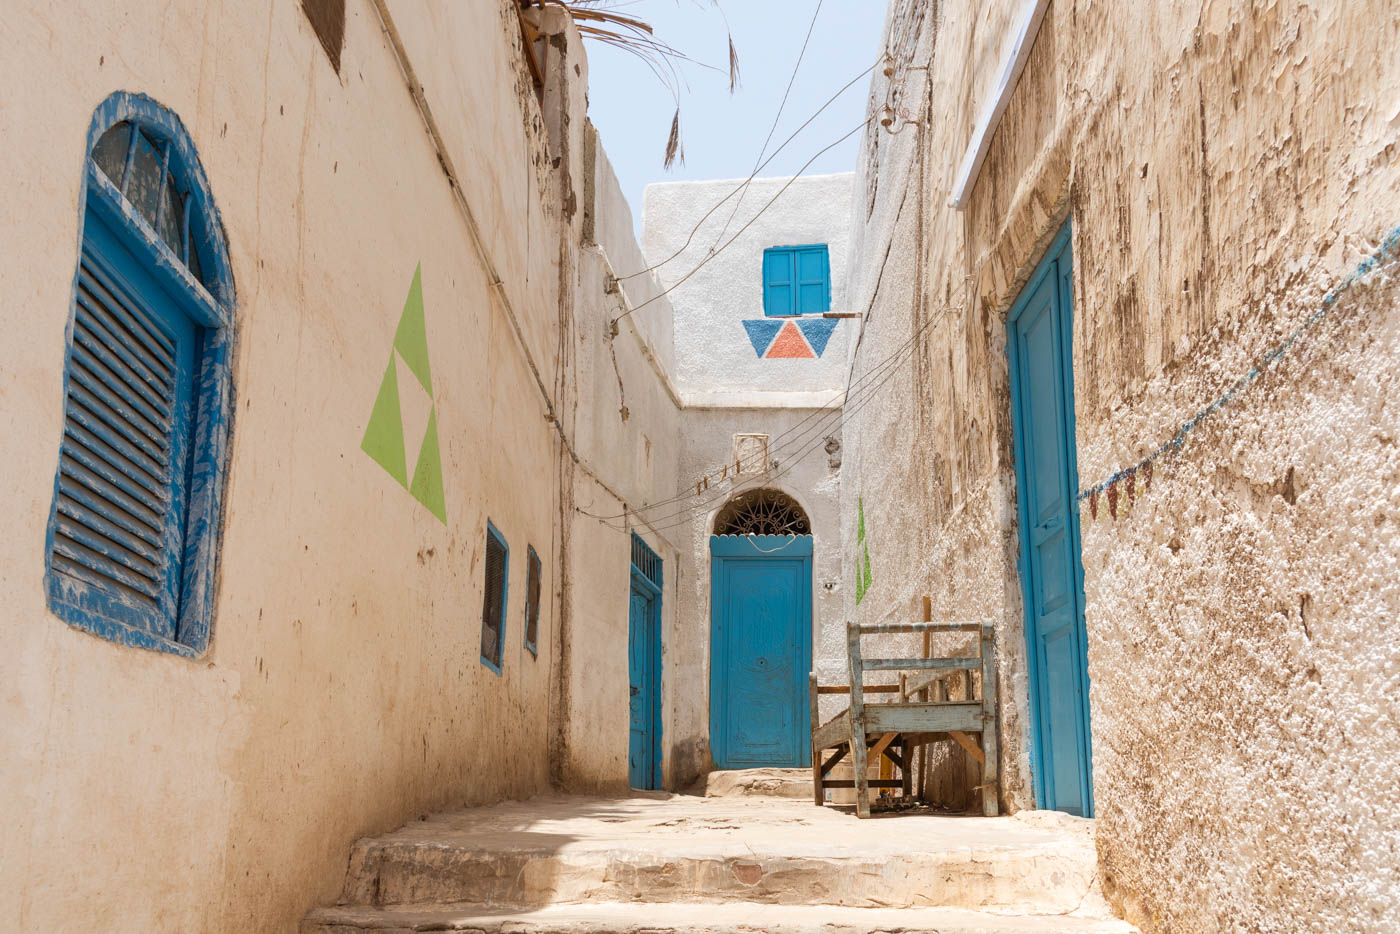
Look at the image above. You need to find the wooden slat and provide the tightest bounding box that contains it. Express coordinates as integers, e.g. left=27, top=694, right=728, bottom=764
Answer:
left=856, top=622, right=983, bottom=634
left=817, top=684, right=900, bottom=694
left=862, top=657, right=982, bottom=671
left=821, top=780, right=903, bottom=789
left=947, top=730, right=985, bottom=765
left=812, top=716, right=850, bottom=752
left=819, top=746, right=847, bottom=778
left=862, top=702, right=985, bottom=734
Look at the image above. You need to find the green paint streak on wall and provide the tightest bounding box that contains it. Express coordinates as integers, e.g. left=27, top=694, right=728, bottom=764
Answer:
left=362, top=265, right=447, bottom=524
left=855, top=497, right=872, bottom=605
left=394, top=263, right=433, bottom=393
left=409, top=408, right=447, bottom=523
left=361, top=353, right=408, bottom=486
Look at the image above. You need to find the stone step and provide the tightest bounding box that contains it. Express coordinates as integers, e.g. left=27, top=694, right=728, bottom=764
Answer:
left=303, top=902, right=1139, bottom=933
left=335, top=795, right=1103, bottom=913
left=699, top=768, right=813, bottom=798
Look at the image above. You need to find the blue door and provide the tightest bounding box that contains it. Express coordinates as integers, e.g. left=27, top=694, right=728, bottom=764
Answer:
left=709, top=535, right=813, bottom=768
left=1006, top=224, right=1094, bottom=816
left=628, top=537, right=663, bottom=790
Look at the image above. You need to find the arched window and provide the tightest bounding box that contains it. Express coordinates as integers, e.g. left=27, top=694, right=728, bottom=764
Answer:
left=45, top=92, right=235, bottom=657
left=713, top=488, right=812, bottom=536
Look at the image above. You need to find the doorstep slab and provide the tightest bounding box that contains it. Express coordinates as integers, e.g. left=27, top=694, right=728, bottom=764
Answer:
left=304, top=901, right=1139, bottom=934
left=339, top=795, right=1101, bottom=913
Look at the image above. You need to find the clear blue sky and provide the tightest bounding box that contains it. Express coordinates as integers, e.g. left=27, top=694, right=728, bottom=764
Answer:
left=581, top=1, right=886, bottom=233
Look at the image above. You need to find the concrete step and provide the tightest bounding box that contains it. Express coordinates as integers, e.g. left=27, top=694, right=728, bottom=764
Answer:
left=303, top=902, right=1139, bottom=933
left=335, top=795, right=1104, bottom=913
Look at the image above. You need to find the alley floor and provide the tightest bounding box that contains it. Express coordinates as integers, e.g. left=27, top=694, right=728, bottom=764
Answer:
left=302, top=782, right=1138, bottom=933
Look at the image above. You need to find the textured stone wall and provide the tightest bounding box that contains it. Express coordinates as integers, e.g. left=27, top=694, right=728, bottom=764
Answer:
left=847, top=0, right=1400, bottom=929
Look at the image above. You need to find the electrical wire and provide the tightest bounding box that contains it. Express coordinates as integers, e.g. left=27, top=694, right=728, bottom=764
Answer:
left=611, top=117, right=872, bottom=328
left=583, top=304, right=945, bottom=521
left=614, top=58, right=878, bottom=282
left=705, top=0, right=825, bottom=252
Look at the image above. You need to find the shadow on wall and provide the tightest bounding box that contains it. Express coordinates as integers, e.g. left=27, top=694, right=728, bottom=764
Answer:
left=668, top=737, right=711, bottom=793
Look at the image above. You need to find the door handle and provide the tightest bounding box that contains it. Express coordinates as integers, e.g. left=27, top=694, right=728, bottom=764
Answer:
left=630, top=686, right=640, bottom=697
left=1042, top=516, right=1063, bottom=533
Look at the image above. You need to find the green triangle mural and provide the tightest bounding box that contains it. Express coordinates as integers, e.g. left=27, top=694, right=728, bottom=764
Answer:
left=409, top=407, right=447, bottom=523
left=361, top=266, right=447, bottom=524
left=361, top=353, right=408, bottom=487
left=394, top=264, right=433, bottom=393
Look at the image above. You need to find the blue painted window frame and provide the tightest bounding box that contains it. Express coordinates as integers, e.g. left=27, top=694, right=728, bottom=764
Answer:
left=523, top=544, right=542, bottom=657
left=44, top=92, right=236, bottom=659
left=480, top=520, right=510, bottom=675
left=762, top=244, right=831, bottom=317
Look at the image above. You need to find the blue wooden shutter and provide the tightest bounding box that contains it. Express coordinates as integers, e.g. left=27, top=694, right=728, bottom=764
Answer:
left=50, top=205, right=197, bottom=640
left=763, top=248, right=796, bottom=317
left=523, top=544, right=542, bottom=655
left=796, top=246, right=831, bottom=315
left=481, top=522, right=509, bottom=672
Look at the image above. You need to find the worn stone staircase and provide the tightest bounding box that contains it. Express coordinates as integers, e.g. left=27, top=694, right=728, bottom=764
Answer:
left=302, top=791, right=1136, bottom=933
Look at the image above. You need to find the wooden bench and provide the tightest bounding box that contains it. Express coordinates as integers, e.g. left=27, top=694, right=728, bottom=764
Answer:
left=809, top=619, right=999, bottom=818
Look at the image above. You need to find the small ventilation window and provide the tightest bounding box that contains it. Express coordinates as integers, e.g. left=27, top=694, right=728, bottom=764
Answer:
left=480, top=521, right=509, bottom=674
left=523, top=545, right=542, bottom=656
left=714, top=488, right=811, bottom=536
left=631, top=533, right=662, bottom=589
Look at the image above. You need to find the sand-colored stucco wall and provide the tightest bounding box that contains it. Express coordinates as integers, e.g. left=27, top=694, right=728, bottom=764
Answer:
left=0, top=2, right=675, bottom=930
left=847, top=0, right=1400, bottom=929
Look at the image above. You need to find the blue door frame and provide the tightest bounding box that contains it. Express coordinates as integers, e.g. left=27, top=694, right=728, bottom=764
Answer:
left=709, top=534, right=813, bottom=769
left=628, top=542, right=663, bottom=790
left=1006, top=223, right=1095, bottom=816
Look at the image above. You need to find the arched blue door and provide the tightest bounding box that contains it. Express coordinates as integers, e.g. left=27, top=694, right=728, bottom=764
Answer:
left=709, top=535, right=813, bottom=768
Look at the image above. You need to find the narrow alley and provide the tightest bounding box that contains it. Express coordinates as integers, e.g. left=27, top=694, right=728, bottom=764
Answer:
left=2, top=1, right=1397, bottom=933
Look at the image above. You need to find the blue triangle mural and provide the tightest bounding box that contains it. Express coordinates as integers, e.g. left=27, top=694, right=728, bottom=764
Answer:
left=796, top=318, right=839, bottom=357
left=741, top=319, right=785, bottom=357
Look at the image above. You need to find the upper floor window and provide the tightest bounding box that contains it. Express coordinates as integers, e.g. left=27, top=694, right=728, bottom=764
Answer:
left=523, top=544, right=542, bottom=656
left=45, top=92, right=235, bottom=658
left=762, top=244, right=831, bottom=317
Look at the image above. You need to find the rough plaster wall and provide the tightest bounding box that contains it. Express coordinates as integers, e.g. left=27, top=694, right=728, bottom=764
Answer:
left=850, top=0, right=1400, bottom=928
left=0, top=2, right=603, bottom=931
left=670, top=408, right=845, bottom=787
left=642, top=174, right=855, bottom=400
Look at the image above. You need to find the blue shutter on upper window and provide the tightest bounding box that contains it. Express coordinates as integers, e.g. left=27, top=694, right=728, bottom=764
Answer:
left=763, top=245, right=830, bottom=316
left=796, top=246, right=831, bottom=315
left=52, top=201, right=197, bottom=640
left=762, top=248, right=796, bottom=317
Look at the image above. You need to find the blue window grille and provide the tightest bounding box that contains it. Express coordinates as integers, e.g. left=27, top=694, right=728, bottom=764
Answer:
left=630, top=533, right=662, bottom=588
left=480, top=521, right=509, bottom=674
left=762, top=244, right=831, bottom=317
left=45, top=92, right=235, bottom=658
left=523, top=544, right=542, bottom=656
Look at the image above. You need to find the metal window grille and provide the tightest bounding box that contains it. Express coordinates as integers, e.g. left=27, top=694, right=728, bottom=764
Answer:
left=713, top=488, right=812, bottom=536
left=630, top=533, right=662, bottom=588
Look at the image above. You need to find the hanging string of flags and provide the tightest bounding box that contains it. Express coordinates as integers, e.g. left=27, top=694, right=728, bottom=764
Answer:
left=1081, top=224, right=1400, bottom=520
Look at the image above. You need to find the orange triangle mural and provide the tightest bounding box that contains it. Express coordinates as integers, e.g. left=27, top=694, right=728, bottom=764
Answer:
left=765, top=320, right=815, bottom=358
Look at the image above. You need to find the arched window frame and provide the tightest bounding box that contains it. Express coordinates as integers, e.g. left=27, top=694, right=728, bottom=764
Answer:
left=44, top=91, right=236, bottom=658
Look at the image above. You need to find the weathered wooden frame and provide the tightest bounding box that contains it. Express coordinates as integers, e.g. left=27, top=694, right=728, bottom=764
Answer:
left=810, top=620, right=1000, bottom=818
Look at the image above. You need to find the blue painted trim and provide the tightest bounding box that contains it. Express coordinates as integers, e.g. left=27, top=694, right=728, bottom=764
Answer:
left=707, top=534, right=814, bottom=769
left=1004, top=221, right=1094, bottom=815
left=43, top=91, right=236, bottom=659
left=480, top=520, right=509, bottom=675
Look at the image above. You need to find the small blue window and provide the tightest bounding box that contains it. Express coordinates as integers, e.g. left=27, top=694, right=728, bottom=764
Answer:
left=45, top=92, right=235, bottom=658
left=523, top=544, right=542, bottom=656
left=480, top=521, right=509, bottom=674
left=762, top=244, right=831, bottom=317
